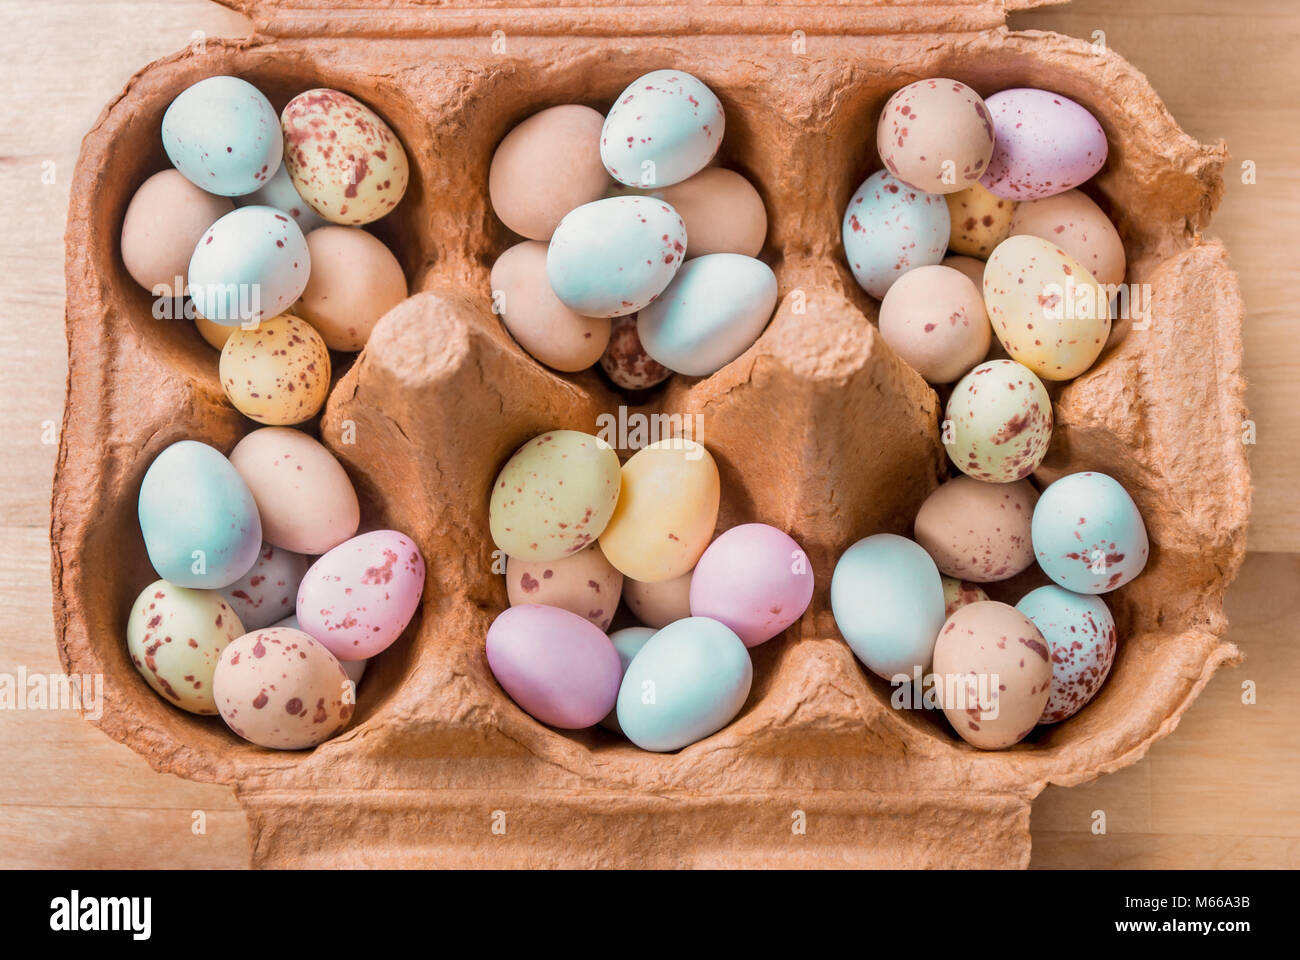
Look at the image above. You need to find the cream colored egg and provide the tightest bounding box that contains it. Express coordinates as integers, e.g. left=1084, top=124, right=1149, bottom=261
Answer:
left=946, top=359, right=1053, bottom=483
left=623, top=570, right=693, bottom=628
left=915, top=476, right=1037, bottom=582
left=945, top=181, right=1016, bottom=257
left=505, top=543, right=624, bottom=631
left=194, top=310, right=236, bottom=350
left=1008, top=189, right=1126, bottom=288
left=877, top=264, right=991, bottom=384
left=121, top=169, right=233, bottom=294
left=219, top=314, right=331, bottom=425
left=941, top=576, right=989, bottom=619
left=296, top=226, right=408, bottom=351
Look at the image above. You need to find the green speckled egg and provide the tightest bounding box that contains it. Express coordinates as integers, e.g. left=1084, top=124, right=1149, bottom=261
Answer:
left=945, top=359, right=1052, bottom=483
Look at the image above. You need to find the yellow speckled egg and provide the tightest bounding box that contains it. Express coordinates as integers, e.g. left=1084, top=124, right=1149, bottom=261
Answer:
left=490, top=430, right=622, bottom=563
left=599, top=439, right=719, bottom=583
left=946, top=359, right=1052, bottom=483
left=945, top=182, right=1016, bottom=257
left=984, top=234, right=1111, bottom=381
left=219, top=313, right=331, bottom=425
left=1008, top=189, right=1126, bottom=288
left=281, top=89, right=409, bottom=226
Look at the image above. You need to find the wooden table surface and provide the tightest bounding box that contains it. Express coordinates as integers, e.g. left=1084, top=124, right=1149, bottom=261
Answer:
left=1, top=0, right=1296, bottom=869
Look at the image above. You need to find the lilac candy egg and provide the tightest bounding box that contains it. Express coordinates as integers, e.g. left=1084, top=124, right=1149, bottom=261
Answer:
left=979, top=89, right=1108, bottom=201
left=1017, top=585, right=1117, bottom=723
left=1031, top=472, right=1149, bottom=593
left=842, top=170, right=949, bottom=299
left=689, top=524, right=814, bottom=647
left=222, top=542, right=310, bottom=630
left=296, top=530, right=425, bottom=660
left=486, top=605, right=622, bottom=729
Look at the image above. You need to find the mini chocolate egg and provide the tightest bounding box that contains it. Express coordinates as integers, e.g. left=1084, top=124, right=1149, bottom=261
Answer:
left=915, top=476, right=1038, bottom=582
left=490, top=241, right=611, bottom=372
left=599, top=626, right=657, bottom=733
left=161, top=76, right=281, bottom=197
left=689, top=524, right=814, bottom=648
left=234, top=161, right=328, bottom=234
left=1017, top=585, right=1117, bottom=723
left=842, top=170, right=949, bottom=299
left=945, top=181, right=1016, bottom=257
left=942, top=254, right=986, bottom=290
left=600, top=314, right=672, bottom=390
left=601, top=70, right=724, bottom=188
left=623, top=571, right=693, bottom=628
left=1008, top=189, right=1126, bottom=288
left=194, top=311, right=236, bottom=350
left=219, top=313, right=331, bottom=425
left=295, top=225, right=408, bottom=351
left=273, top=614, right=367, bottom=685
left=942, top=576, right=990, bottom=618
left=213, top=627, right=355, bottom=750
left=187, top=206, right=310, bottom=326
left=281, top=89, right=409, bottom=225
left=222, top=543, right=310, bottom=631
left=229, top=427, right=360, bottom=555
left=932, top=600, right=1052, bottom=749
left=945, top=360, right=1052, bottom=483
left=984, top=234, right=1111, bottom=381
left=506, top=543, right=624, bottom=631
left=980, top=88, right=1108, bottom=201
left=877, top=264, right=991, bottom=384
left=489, top=105, right=611, bottom=241
left=612, top=167, right=767, bottom=258
left=546, top=196, right=686, bottom=317
left=877, top=78, right=995, bottom=195
left=599, top=438, right=719, bottom=583
left=121, top=170, right=234, bottom=294
left=127, top=579, right=244, bottom=715
left=1031, top=472, right=1149, bottom=594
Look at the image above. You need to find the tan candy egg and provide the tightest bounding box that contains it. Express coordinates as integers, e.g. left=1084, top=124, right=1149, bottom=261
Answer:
left=915, top=476, right=1038, bottom=582
left=219, top=314, right=331, bottom=425
left=945, top=360, right=1052, bottom=483
left=612, top=167, right=767, bottom=258
left=941, top=576, right=989, bottom=619
left=945, top=181, right=1016, bottom=257
left=296, top=226, right=408, bottom=351
left=941, top=254, right=986, bottom=290
left=623, top=570, right=693, bottom=628
left=506, top=543, right=624, bottom=631
left=877, top=79, right=995, bottom=195
left=121, top=170, right=233, bottom=295
left=877, top=264, right=991, bottom=384
left=1008, top=189, right=1126, bottom=288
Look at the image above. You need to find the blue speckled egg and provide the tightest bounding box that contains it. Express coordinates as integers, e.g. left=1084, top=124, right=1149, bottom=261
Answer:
left=601, top=70, right=724, bottom=188
left=138, top=440, right=262, bottom=589
left=233, top=162, right=327, bottom=234
left=1016, top=585, right=1117, bottom=723
left=187, top=206, right=310, bottom=326
left=831, top=533, right=946, bottom=680
left=842, top=170, right=949, bottom=299
left=599, top=626, right=657, bottom=734
left=161, top=76, right=281, bottom=197
left=615, top=617, right=751, bottom=752
left=1032, top=471, right=1149, bottom=594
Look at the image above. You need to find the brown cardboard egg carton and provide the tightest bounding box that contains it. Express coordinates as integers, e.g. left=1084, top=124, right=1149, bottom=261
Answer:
left=52, top=0, right=1249, bottom=868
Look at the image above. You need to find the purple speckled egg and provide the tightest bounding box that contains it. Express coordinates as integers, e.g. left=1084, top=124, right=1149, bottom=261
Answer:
left=689, top=524, right=814, bottom=648
left=222, top=542, right=310, bottom=630
left=842, top=170, right=949, bottom=299
left=979, top=88, right=1108, bottom=201
left=1017, top=585, right=1117, bottom=724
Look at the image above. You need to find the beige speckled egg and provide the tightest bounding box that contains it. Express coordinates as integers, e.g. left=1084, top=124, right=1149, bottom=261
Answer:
left=941, top=576, right=989, bottom=619
left=877, top=79, right=995, bottom=195
left=127, top=579, right=244, bottom=715
left=490, top=430, right=622, bottom=563
left=878, top=264, right=991, bottom=384
left=506, top=543, right=624, bottom=630
left=945, top=181, right=1016, bottom=257
left=194, top=310, right=236, bottom=351
left=915, top=476, right=1038, bottom=582
left=219, top=313, right=331, bottom=425
left=945, top=360, right=1052, bottom=483
left=296, top=226, right=408, bottom=351
left=623, top=570, right=693, bottom=628
left=984, top=234, right=1111, bottom=381
left=490, top=241, right=610, bottom=372
left=1008, top=189, right=1126, bottom=288
left=611, top=167, right=767, bottom=258
left=213, top=627, right=355, bottom=750
left=599, top=314, right=672, bottom=390
left=281, top=89, right=408, bottom=226
left=599, top=439, right=719, bottom=583
left=932, top=601, right=1052, bottom=749
left=121, top=169, right=233, bottom=294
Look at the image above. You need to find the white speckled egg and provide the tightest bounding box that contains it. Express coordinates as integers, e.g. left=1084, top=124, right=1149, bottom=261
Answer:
left=506, top=543, right=624, bottom=631
left=1008, top=189, right=1126, bottom=289
left=161, top=76, right=281, bottom=197
left=219, top=313, right=331, bottom=425
left=234, top=161, right=328, bottom=234
left=601, top=70, right=724, bottom=188
left=941, top=576, right=989, bottom=618
left=842, top=170, right=949, bottom=299
left=1031, top=471, right=1149, bottom=594
left=1017, top=585, right=1117, bottom=723
left=980, top=88, right=1108, bottom=201
left=945, top=360, right=1053, bottom=483
left=877, top=78, right=995, bottom=195
left=222, top=543, right=310, bottom=631
left=914, top=476, right=1038, bottom=582
left=187, top=206, right=310, bottom=326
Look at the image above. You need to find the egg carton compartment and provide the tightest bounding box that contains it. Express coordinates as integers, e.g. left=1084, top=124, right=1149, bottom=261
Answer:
left=54, top=3, right=1248, bottom=867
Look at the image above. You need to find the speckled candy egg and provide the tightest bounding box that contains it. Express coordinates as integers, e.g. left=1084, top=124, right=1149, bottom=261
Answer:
left=842, top=170, right=949, bottom=299
left=1032, top=472, right=1149, bottom=594
left=296, top=530, right=425, bottom=661
left=932, top=600, right=1052, bottom=749
left=1017, top=585, right=1117, bottom=723
left=219, top=313, right=331, bottom=425
left=296, top=226, right=408, bottom=352
left=877, top=78, right=995, bottom=195
left=877, top=264, right=991, bottom=384
left=281, top=89, right=409, bottom=225
left=599, top=438, right=719, bottom=583
left=1008, top=189, right=1126, bottom=288
left=139, top=440, right=262, bottom=589
left=689, top=524, right=814, bottom=648
left=942, top=576, right=989, bottom=618
left=505, top=543, right=624, bottom=631
left=599, top=314, right=672, bottom=390
left=599, top=626, right=656, bottom=733
left=223, top=543, right=310, bottom=631
left=121, top=170, right=233, bottom=294
left=187, top=206, right=310, bottom=326
left=195, top=311, right=236, bottom=350
left=601, top=70, right=724, bottom=188
left=127, top=579, right=244, bottom=715
left=979, top=88, right=1108, bottom=201
left=161, top=76, right=281, bottom=197
left=914, top=476, right=1037, bottom=582
left=234, top=161, right=328, bottom=234
left=213, top=627, right=355, bottom=750
left=984, top=234, right=1111, bottom=381
left=489, top=430, right=622, bottom=563
left=945, top=181, right=1016, bottom=257
left=546, top=196, right=686, bottom=317
left=610, top=167, right=767, bottom=258
left=945, top=360, right=1053, bottom=483
left=623, top=571, right=693, bottom=628
left=273, top=614, right=366, bottom=686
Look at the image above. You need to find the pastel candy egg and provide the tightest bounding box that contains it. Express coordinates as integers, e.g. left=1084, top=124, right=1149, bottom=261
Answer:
left=877, top=78, right=995, bottom=195
left=233, top=161, right=328, bottom=234
left=599, top=438, right=719, bottom=583
left=1031, top=472, right=1149, bottom=594
left=161, top=76, right=281, bottom=197
left=281, top=89, right=409, bottom=226
left=688, top=524, right=814, bottom=648
left=121, top=170, right=233, bottom=294
left=984, top=234, right=1111, bottom=381
left=942, top=576, right=989, bottom=618
left=219, top=313, right=331, bottom=425
left=485, top=604, right=622, bottom=728
left=138, top=440, right=262, bottom=589
left=622, top=571, right=692, bottom=628
left=222, top=543, right=310, bottom=631
left=877, top=263, right=991, bottom=384
left=599, top=314, right=672, bottom=391
left=273, top=614, right=366, bottom=686
left=945, top=181, right=1016, bottom=258
left=830, top=533, right=946, bottom=679
left=505, top=543, right=624, bottom=631
left=195, top=311, right=236, bottom=351
left=127, top=579, right=245, bottom=714
left=187, top=206, right=310, bottom=326
left=599, top=626, right=657, bottom=733
left=296, top=226, right=408, bottom=351
left=296, top=530, right=426, bottom=661
left=941, top=254, right=986, bottom=291
left=546, top=196, right=686, bottom=317
left=1017, top=585, right=1117, bottom=723
left=615, top=617, right=752, bottom=752
left=945, top=360, right=1053, bottom=483
left=637, top=254, right=777, bottom=376
left=213, top=627, right=355, bottom=750
left=842, top=170, right=949, bottom=299
left=914, top=476, right=1037, bottom=582
left=1008, top=189, right=1126, bottom=288
left=932, top=601, right=1052, bottom=749
left=609, top=167, right=767, bottom=258
left=979, top=88, right=1108, bottom=201
left=601, top=70, right=724, bottom=188
left=489, top=430, right=622, bottom=563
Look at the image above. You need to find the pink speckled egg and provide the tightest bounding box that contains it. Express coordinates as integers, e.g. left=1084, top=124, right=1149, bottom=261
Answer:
left=914, top=476, right=1037, bottom=582
left=1017, top=585, right=1117, bottom=724
left=877, top=263, right=991, bottom=384
left=296, top=530, right=425, bottom=661
left=622, top=570, right=693, bottom=628
left=505, top=543, right=624, bottom=631
left=222, top=542, right=310, bottom=630
left=599, top=314, right=672, bottom=390
left=876, top=78, right=995, bottom=195
left=979, top=88, right=1107, bottom=201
